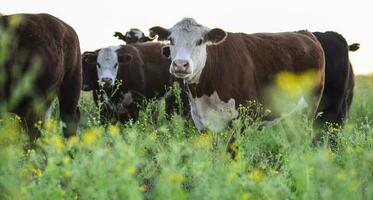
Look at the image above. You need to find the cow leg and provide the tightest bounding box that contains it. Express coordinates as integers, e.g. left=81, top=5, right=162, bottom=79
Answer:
left=58, top=74, right=81, bottom=138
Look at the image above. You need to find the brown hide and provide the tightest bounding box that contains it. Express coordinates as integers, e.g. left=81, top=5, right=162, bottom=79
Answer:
left=189, top=31, right=325, bottom=118
left=0, top=13, right=82, bottom=142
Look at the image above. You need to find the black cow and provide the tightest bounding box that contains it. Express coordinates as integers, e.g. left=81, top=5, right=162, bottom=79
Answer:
left=114, top=28, right=154, bottom=44
left=313, top=31, right=359, bottom=127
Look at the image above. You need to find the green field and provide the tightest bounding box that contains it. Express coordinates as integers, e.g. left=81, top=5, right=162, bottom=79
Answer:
left=0, top=75, right=372, bottom=200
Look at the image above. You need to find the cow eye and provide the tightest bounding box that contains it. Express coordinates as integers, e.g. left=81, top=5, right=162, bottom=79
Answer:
left=114, top=63, right=118, bottom=68
left=97, top=63, right=101, bottom=68
left=196, top=38, right=203, bottom=46
left=169, top=37, right=175, bottom=45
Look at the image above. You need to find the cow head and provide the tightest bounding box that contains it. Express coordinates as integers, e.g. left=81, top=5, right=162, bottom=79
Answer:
left=114, top=28, right=154, bottom=44
left=82, top=46, right=133, bottom=89
left=149, top=18, right=227, bottom=83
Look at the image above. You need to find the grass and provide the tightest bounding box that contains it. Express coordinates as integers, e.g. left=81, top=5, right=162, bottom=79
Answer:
left=0, top=75, right=372, bottom=200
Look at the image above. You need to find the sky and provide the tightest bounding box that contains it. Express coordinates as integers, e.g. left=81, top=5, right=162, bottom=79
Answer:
left=1, top=0, right=372, bottom=74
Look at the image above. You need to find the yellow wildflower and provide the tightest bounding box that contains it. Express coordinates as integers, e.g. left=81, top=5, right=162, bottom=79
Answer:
left=63, top=156, right=71, bottom=165
left=249, top=169, right=264, bottom=183
left=68, top=136, right=79, bottom=145
left=127, top=166, right=136, bottom=175
left=82, top=128, right=103, bottom=145
left=43, top=119, right=56, bottom=132
left=50, top=134, right=64, bottom=153
left=275, top=70, right=317, bottom=96
left=195, top=132, right=213, bottom=147
left=149, top=131, right=158, bottom=141
left=227, top=172, right=237, bottom=181
left=108, top=124, right=120, bottom=135
left=31, top=167, right=43, bottom=177
left=64, top=170, right=73, bottom=178
left=167, top=173, right=184, bottom=183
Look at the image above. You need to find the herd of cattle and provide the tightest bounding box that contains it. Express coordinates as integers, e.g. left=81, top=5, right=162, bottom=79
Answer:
left=0, top=13, right=360, bottom=144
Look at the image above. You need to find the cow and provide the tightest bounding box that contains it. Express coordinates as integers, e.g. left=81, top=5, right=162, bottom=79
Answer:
left=0, top=13, right=81, bottom=143
left=82, top=42, right=188, bottom=124
left=114, top=28, right=154, bottom=44
left=313, top=31, right=359, bottom=127
left=149, top=18, right=325, bottom=133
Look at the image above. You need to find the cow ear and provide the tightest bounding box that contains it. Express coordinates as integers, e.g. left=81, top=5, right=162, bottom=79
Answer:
left=118, top=53, right=132, bottom=64
left=161, top=46, right=171, bottom=59
left=205, top=28, right=227, bottom=45
left=82, top=51, right=97, bottom=64
left=114, top=31, right=128, bottom=43
left=81, top=52, right=98, bottom=91
left=143, top=36, right=155, bottom=42
left=149, top=26, right=170, bottom=41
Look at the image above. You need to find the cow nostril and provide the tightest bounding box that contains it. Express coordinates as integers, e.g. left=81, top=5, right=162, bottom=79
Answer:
left=102, top=78, right=113, bottom=84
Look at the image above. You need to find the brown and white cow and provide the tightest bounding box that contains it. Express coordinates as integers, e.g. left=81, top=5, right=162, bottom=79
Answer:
left=0, top=13, right=81, bottom=142
left=82, top=42, right=188, bottom=123
left=150, top=18, right=325, bottom=132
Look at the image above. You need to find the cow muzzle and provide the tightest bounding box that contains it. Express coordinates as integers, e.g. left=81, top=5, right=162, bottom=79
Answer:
left=172, top=59, right=190, bottom=76
left=101, top=77, right=113, bottom=87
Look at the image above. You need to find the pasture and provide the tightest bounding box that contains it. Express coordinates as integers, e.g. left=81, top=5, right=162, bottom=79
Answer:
left=0, top=75, right=372, bottom=199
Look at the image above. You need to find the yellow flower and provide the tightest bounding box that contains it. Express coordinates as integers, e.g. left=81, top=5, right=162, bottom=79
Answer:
left=227, top=172, right=238, bottom=181
left=108, top=124, right=120, bottom=135
left=167, top=173, right=184, bottom=183
left=127, top=166, right=136, bottom=175
left=68, top=136, right=79, bottom=145
left=249, top=169, right=264, bottom=183
left=31, top=167, right=43, bottom=177
left=82, top=128, right=103, bottom=145
left=195, top=132, right=213, bottom=147
left=64, top=170, right=73, bottom=178
left=50, top=135, right=64, bottom=153
left=149, top=131, right=158, bottom=141
left=63, top=156, right=71, bottom=165
left=275, top=70, right=317, bottom=96
left=43, top=119, right=56, bottom=132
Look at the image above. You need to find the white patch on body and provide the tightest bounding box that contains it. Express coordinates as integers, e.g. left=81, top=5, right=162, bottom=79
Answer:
left=188, top=91, right=238, bottom=132
left=97, top=46, right=121, bottom=85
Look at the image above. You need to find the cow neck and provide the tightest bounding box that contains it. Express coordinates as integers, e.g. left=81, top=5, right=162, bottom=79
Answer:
left=186, top=42, right=225, bottom=99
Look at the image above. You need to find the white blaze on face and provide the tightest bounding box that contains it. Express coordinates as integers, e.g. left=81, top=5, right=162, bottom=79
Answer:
left=168, top=19, right=211, bottom=83
left=188, top=91, right=238, bottom=132
left=131, top=29, right=144, bottom=40
left=96, top=46, right=121, bottom=86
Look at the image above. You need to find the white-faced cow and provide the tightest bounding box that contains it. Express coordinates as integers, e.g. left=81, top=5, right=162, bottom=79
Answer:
left=0, top=13, right=81, bottom=142
left=114, top=28, right=153, bottom=44
left=150, top=18, right=325, bottom=132
left=82, top=42, right=188, bottom=123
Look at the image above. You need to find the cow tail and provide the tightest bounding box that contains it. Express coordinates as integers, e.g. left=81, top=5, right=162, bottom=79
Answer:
left=349, top=43, right=360, bottom=51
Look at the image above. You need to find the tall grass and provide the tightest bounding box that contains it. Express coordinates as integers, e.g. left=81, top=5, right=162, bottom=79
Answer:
left=0, top=76, right=372, bottom=199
